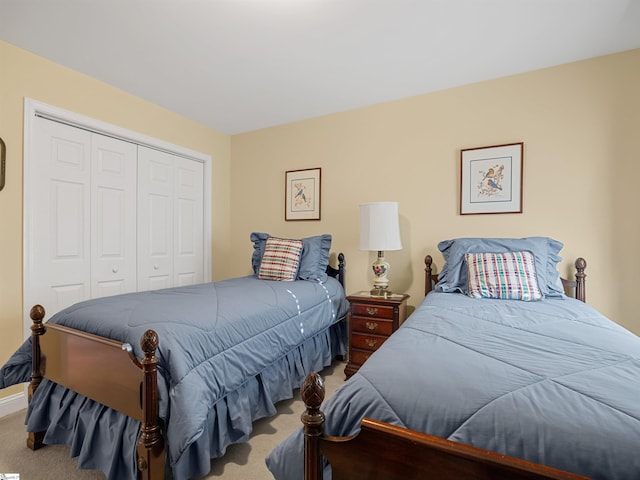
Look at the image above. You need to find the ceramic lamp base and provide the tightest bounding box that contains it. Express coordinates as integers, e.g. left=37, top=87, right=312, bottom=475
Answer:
left=370, top=250, right=391, bottom=295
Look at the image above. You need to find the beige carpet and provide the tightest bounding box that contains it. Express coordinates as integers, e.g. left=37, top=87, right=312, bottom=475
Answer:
left=0, top=360, right=346, bottom=480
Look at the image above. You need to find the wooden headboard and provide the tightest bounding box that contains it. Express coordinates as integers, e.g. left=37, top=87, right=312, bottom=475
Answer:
left=423, top=255, right=587, bottom=303
left=301, top=372, right=589, bottom=480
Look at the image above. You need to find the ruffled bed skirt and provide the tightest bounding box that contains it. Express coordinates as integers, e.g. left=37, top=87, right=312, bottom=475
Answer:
left=25, top=320, right=347, bottom=480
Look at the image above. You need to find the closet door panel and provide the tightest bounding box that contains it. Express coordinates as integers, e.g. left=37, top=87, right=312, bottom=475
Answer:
left=174, top=157, right=204, bottom=286
left=31, top=117, right=92, bottom=315
left=91, top=135, right=137, bottom=298
left=138, top=146, right=173, bottom=291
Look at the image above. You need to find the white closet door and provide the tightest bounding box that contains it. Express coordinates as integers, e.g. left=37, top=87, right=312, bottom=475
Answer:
left=174, top=156, right=204, bottom=286
left=25, top=101, right=212, bottom=327
left=173, top=157, right=204, bottom=285
left=137, top=147, right=175, bottom=291
left=30, top=117, right=92, bottom=314
left=91, top=135, right=137, bottom=298
left=30, top=118, right=138, bottom=314
left=137, top=147, right=204, bottom=291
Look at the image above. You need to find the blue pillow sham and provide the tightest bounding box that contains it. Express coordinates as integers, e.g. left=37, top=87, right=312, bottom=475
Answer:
left=434, top=237, right=564, bottom=298
left=250, top=232, right=332, bottom=283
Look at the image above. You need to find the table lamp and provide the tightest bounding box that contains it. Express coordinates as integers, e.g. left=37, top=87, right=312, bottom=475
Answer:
left=359, top=201, right=402, bottom=296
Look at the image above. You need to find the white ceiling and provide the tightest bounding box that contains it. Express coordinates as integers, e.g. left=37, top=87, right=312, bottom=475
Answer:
left=2, top=1, right=640, bottom=135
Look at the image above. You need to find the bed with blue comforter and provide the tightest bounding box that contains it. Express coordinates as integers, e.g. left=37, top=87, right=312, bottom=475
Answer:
left=266, top=238, right=640, bottom=480
left=1, top=274, right=349, bottom=480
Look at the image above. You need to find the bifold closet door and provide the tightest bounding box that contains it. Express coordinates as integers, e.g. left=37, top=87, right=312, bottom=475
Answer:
left=30, top=117, right=137, bottom=315
left=173, top=155, right=204, bottom=286
left=137, top=146, right=204, bottom=291
left=91, top=134, right=137, bottom=297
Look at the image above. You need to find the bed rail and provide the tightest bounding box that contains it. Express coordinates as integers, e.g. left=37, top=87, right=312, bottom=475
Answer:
left=424, top=255, right=587, bottom=302
left=301, top=372, right=589, bottom=480
left=28, top=305, right=165, bottom=480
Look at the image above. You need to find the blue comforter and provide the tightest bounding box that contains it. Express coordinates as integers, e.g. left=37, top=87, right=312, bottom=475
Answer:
left=266, top=292, right=640, bottom=480
left=1, top=275, right=349, bottom=480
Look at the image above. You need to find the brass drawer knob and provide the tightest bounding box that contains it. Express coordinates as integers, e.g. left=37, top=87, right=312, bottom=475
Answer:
left=365, top=338, right=378, bottom=347
left=366, top=307, right=378, bottom=316
left=365, top=321, right=378, bottom=331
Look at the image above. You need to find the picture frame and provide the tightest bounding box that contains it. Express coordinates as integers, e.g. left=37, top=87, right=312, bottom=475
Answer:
left=460, top=142, right=523, bottom=215
left=285, top=167, right=321, bottom=221
left=0, top=136, right=5, bottom=191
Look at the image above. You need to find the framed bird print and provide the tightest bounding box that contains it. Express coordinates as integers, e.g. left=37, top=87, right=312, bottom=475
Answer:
left=285, top=167, right=321, bottom=221
left=460, top=142, right=523, bottom=215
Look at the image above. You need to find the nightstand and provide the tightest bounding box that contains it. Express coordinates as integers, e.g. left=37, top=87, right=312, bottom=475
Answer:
left=344, top=291, right=410, bottom=379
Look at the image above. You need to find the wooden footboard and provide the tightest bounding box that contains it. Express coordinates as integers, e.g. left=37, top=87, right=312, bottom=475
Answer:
left=301, top=372, right=589, bottom=480
left=424, top=255, right=587, bottom=302
left=28, top=305, right=164, bottom=480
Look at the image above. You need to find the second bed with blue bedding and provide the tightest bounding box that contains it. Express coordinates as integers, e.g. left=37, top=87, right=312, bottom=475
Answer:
left=267, top=237, right=640, bottom=480
left=267, top=291, right=640, bottom=480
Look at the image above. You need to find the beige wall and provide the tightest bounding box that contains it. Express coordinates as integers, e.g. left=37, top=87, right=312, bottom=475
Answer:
left=230, top=49, right=640, bottom=333
left=611, top=50, right=640, bottom=335
left=0, top=40, right=231, bottom=400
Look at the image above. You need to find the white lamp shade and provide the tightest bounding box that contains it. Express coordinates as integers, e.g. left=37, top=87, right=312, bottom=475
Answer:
left=359, top=202, right=402, bottom=251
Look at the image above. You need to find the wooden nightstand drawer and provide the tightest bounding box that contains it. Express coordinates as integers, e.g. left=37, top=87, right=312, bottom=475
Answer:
left=344, top=292, right=409, bottom=379
left=350, top=303, right=395, bottom=320
left=351, top=332, right=387, bottom=351
left=349, top=348, right=373, bottom=367
left=350, top=316, right=393, bottom=336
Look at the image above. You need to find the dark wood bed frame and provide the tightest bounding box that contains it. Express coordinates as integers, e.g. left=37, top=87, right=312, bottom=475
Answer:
left=301, top=372, right=589, bottom=480
left=26, top=253, right=346, bottom=480
left=301, top=255, right=589, bottom=480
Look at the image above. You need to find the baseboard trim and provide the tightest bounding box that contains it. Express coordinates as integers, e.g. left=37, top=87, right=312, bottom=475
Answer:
left=0, top=391, right=27, bottom=418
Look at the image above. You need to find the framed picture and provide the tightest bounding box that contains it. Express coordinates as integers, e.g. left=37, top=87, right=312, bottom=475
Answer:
left=460, top=142, right=523, bottom=215
left=0, top=136, right=5, bottom=191
left=285, top=167, right=321, bottom=221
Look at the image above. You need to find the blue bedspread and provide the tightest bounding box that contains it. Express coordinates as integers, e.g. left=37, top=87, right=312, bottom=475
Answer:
left=1, top=275, right=349, bottom=480
left=266, top=292, right=640, bottom=480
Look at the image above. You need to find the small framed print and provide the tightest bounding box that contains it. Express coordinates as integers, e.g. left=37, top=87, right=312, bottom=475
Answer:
left=285, top=167, right=321, bottom=221
left=460, top=142, right=523, bottom=215
left=0, top=136, right=5, bottom=191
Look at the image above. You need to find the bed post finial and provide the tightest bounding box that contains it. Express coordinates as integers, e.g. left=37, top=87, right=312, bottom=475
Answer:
left=575, top=257, right=586, bottom=303
left=137, top=329, right=164, bottom=480
left=424, top=255, right=434, bottom=297
left=301, top=372, right=326, bottom=480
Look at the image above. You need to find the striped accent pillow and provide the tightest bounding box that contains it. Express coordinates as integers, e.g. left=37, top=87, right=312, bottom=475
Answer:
left=258, top=237, right=304, bottom=281
left=465, top=251, right=543, bottom=301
